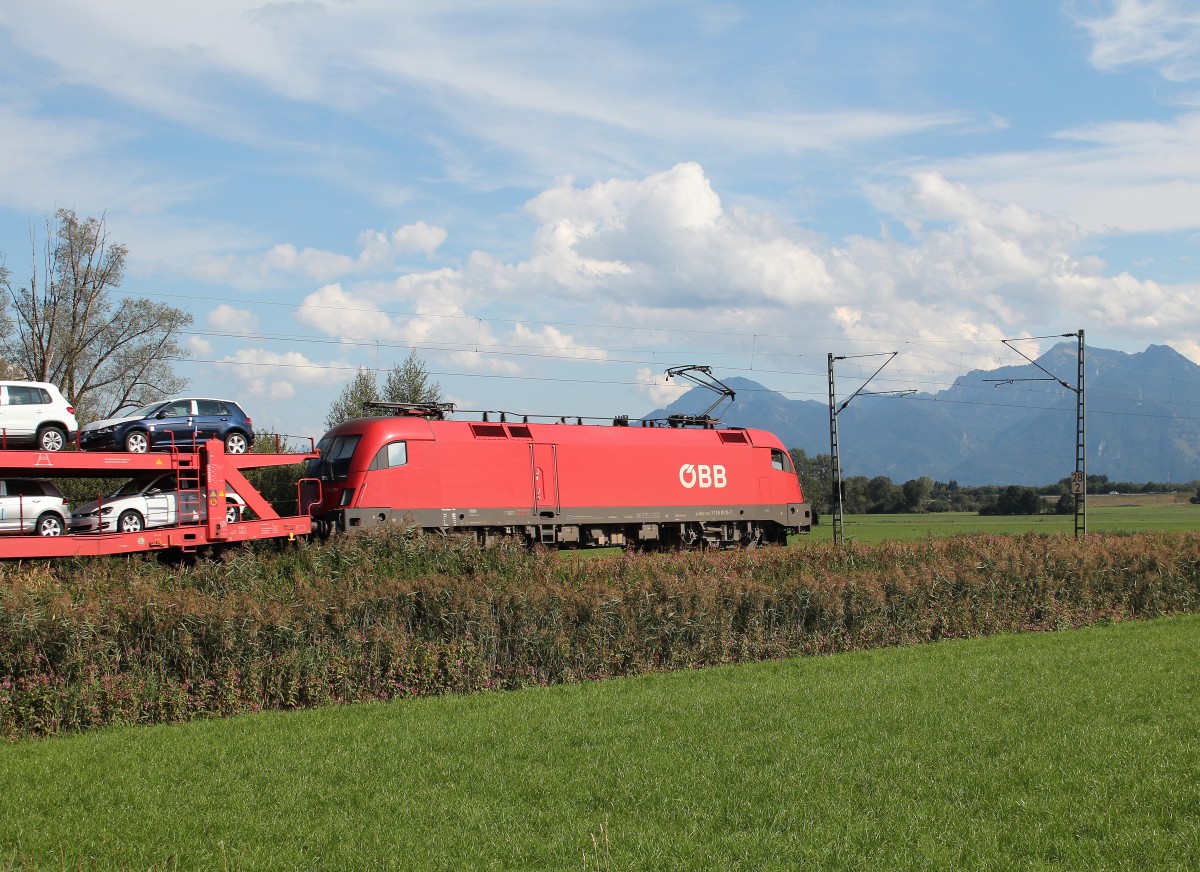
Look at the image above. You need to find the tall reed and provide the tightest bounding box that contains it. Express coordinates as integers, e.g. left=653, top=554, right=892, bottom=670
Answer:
left=2, top=528, right=1197, bottom=739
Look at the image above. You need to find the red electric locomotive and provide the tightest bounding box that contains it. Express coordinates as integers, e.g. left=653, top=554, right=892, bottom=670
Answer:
left=301, top=403, right=811, bottom=549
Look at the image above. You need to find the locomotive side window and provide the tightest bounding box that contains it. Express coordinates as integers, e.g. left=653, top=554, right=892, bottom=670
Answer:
left=369, top=441, right=408, bottom=470
left=770, top=449, right=794, bottom=472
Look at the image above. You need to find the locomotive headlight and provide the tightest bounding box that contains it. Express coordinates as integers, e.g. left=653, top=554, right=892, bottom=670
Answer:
left=339, top=488, right=355, bottom=507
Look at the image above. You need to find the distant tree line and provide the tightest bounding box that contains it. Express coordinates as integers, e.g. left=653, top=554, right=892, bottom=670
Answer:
left=789, top=449, right=1200, bottom=519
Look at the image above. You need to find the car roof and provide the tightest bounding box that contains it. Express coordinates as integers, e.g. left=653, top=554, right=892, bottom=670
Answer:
left=155, top=397, right=242, bottom=404
left=0, top=478, right=64, bottom=493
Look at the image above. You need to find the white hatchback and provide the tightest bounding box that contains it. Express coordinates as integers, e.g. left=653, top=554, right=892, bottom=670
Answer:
left=0, top=479, right=69, bottom=536
left=70, top=472, right=245, bottom=534
left=0, top=381, right=79, bottom=451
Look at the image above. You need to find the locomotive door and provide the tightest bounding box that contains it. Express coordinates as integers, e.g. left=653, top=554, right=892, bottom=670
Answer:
left=531, top=443, right=559, bottom=516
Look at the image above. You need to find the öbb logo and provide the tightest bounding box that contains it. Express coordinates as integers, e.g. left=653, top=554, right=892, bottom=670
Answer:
left=678, top=464, right=727, bottom=489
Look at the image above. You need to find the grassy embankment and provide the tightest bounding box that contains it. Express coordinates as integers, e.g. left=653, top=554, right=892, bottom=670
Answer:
left=1, top=614, right=1196, bottom=869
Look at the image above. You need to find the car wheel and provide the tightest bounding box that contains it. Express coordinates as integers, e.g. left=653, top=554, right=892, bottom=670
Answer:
left=224, top=432, right=249, bottom=454
left=117, top=509, right=144, bottom=533
left=225, top=502, right=242, bottom=524
left=37, top=425, right=68, bottom=452
left=35, top=512, right=64, bottom=536
left=124, top=431, right=150, bottom=453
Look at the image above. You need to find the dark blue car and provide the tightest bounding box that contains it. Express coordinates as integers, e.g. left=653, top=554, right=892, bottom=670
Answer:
left=78, top=398, right=254, bottom=454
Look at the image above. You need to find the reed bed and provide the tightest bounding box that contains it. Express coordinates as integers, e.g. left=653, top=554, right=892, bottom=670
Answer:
left=2, top=529, right=1198, bottom=739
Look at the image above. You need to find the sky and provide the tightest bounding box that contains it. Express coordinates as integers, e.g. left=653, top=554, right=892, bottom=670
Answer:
left=1, top=0, right=1199, bottom=442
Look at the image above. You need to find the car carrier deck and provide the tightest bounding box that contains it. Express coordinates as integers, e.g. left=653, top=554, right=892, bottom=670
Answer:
left=0, top=439, right=318, bottom=558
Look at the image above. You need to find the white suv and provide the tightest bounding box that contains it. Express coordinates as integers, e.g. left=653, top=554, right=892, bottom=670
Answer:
left=0, top=478, right=69, bottom=535
left=0, top=381, right=78, bottom=451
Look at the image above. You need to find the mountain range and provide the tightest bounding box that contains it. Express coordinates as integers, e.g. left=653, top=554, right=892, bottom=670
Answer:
left=643, top=343, right=1200, bottom=486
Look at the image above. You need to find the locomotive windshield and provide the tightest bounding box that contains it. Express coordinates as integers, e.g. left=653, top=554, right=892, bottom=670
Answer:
left=307, top=434, right=361, bottom=481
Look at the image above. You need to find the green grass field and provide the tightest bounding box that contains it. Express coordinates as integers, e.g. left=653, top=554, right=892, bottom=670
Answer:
left=2, top=615, right=1196, bottom=870
left=798, top=503, right=1200, bottom=544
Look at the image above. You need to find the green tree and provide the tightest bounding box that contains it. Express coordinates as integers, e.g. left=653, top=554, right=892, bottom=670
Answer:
left=1, top=209, right=192, bottom=421
left=902, top=476, right=934, bottom=512
left=242, top=430, right=308, bottom=514
left=866, top=475, right=902, bottom=513
left=788, top=448, right=833, bottom=515
left=324, top=353, right=443, bottom=429
left=840, top=475, right=870, bottom=514
left=325, top=367, right=381, bottom=429
left=982, top=485, right=1046, bottom=516
left=383, top=349, right=443, bottom=404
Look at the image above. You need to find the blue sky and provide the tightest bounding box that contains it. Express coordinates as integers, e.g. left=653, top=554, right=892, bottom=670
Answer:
left=1, top=0, right=1199, bottom=441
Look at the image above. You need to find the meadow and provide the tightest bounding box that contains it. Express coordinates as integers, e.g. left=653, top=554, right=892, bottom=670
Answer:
left=0, top=615, right=1195, bottom=869
left=800, top=500, right=1200, bottom=544
left=2, top=510, right=1199, bottom=867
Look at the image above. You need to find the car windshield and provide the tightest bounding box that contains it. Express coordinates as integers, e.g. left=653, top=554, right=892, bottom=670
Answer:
left=125, top=401, right=170, bottom=419
left=110, top=475, right=174, bottom=498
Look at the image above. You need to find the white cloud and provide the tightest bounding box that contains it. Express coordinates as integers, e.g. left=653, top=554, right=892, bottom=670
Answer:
left=264, top=244, right=354, bottom=283
left=510, top=324, right=607, bottom=362
left=213, top=347, right=351, bottom=409
left=385, top=222, right=448, bottom=258
left=517, top=164, right=1200, bottom=359
left=186, top=221, right=451, bottom=287
left=187, top=336, right=214, bottom=358
left=520, top=162, right=837, bottom=308
left=218, top=348, right=347, bottom=385
left=0, top=103, right=197, bottom=215
left=296, top=283, right=391, bottom=340
left=254, top=163, right=1200, bottom=375
left=928, top=113, right=1200, bottom=235
left=207, top=304, right=260, bottom=334
left=1071, top=0, right=1200, bottom=82
left=0, top=1, right=970, bottom=195
left=634, top=367, right=689, bottom=407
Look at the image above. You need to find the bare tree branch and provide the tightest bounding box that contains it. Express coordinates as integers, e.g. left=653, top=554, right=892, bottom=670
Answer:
left=1, top=210, right=193, bottom=422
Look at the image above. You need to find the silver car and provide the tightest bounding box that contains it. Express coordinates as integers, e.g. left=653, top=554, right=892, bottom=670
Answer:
left=0, top=479, right=69, bottom=536
left=70, top=472, right=245, bottom=534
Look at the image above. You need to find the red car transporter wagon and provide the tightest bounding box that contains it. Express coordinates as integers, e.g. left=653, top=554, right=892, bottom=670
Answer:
left=302, top=404, right=811, bottom=550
